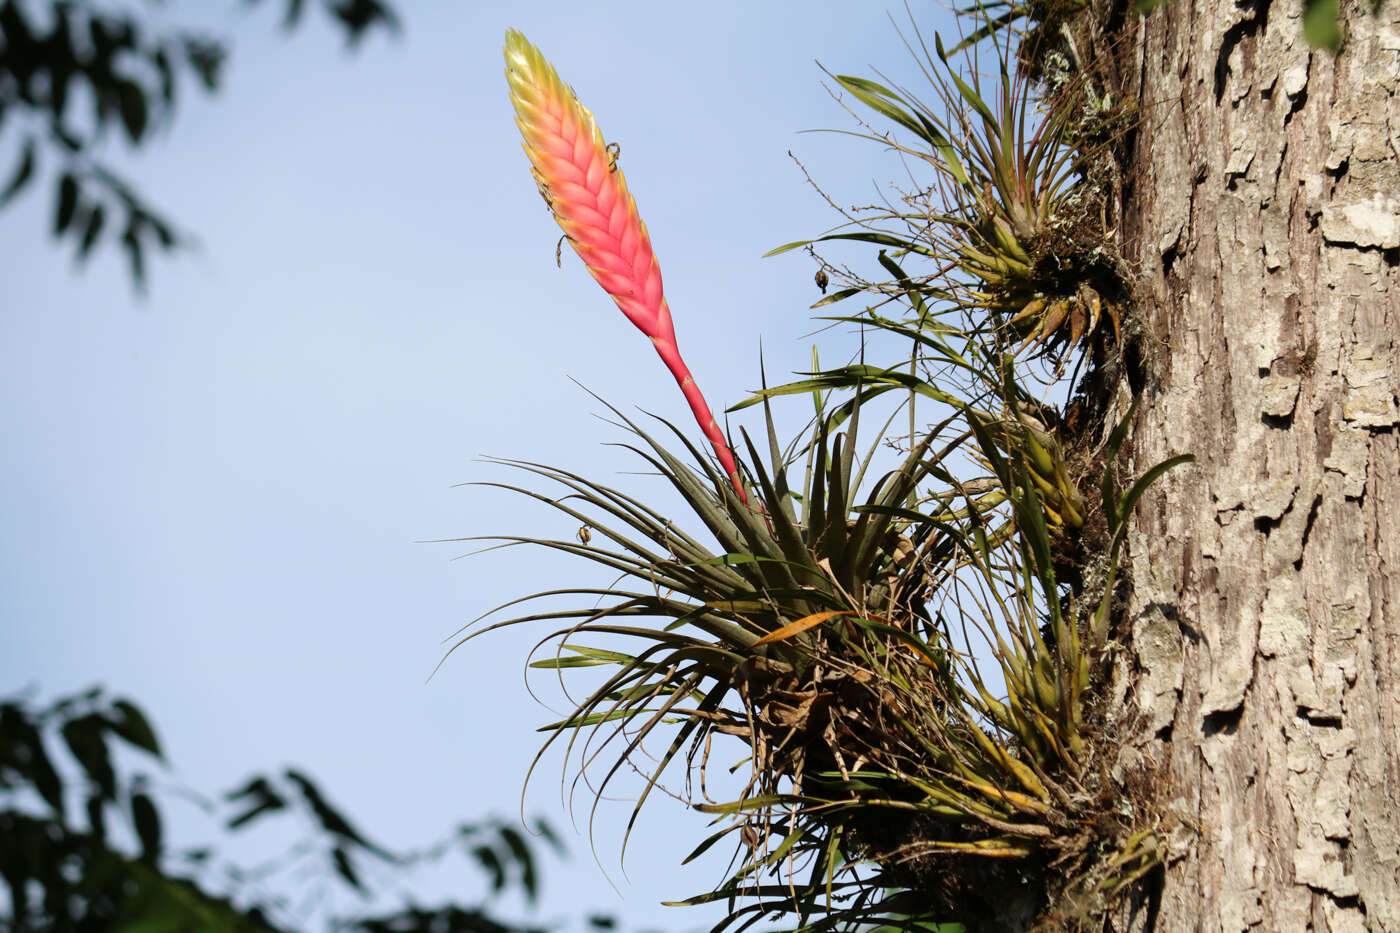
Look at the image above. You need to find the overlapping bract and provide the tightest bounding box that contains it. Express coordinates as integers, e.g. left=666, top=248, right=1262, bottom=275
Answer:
left=504, top=30, right=745, bottom=502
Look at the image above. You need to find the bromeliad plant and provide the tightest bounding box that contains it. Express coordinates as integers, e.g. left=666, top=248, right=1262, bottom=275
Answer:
left=453, top=390, right=1175, bottom=929
left=463, top=25, right=1190, bottom=933
left=455, top=393, right=1092, bottom=926
left=769, top=22, right=1124, bottom=363
left=968, top=383, right=1088, bottom=544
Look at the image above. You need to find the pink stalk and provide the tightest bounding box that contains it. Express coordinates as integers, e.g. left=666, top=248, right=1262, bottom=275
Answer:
left=504, top=29, right=746, bottom=503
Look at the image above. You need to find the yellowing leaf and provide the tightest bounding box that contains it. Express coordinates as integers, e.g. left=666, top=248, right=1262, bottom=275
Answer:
left=752, top=611, right=853, bottom=647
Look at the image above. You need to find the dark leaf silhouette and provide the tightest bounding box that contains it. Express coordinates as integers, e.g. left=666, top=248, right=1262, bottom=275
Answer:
left=284, top=768, right=396, bottom=861
left=132, top=789, right=162, bottom=859
left=0, top=0, right=399, bottom=291
left=61, top=712, right=116, bottom=799
left=225, top=775, right=289, bottom=829
left=108, top=698, right=163, bottom=759
left=0, top=136, right=37, bottom=206
left=2, top=687, right=590, bottom=933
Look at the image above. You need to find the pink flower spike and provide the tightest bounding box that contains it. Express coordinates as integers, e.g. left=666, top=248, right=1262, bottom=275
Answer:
left=504, top=29, right=746, bottom=503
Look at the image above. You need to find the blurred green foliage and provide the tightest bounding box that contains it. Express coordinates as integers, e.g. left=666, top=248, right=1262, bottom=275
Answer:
left=1, top=685, right=568, bottom=933
left=0, top=0, right=398, bottom=290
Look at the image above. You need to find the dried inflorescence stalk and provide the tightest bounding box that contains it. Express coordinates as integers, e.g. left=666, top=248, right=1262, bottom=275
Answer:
left=503, top=30, right=746, bottom=502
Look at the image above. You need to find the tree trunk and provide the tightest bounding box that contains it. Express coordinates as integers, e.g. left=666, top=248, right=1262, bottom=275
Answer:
left=1117, top=0, right=1400, bottom=928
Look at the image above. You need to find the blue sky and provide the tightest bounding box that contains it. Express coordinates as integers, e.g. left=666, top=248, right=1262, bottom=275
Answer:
left=2, top=1, right=958, bottom=927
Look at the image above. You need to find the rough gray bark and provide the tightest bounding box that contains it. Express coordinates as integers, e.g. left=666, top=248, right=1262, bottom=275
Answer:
left=1118, top=0, right=1400, bottom=928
